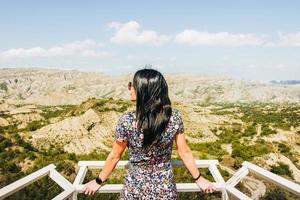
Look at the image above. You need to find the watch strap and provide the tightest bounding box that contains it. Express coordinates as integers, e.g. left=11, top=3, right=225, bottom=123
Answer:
left=193, top=172, right=201, bottom=181
left=95, top=176, right=104, bottom=185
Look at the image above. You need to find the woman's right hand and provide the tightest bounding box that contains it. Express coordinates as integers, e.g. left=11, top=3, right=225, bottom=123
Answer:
left=195, top=176, right=216, bottom=193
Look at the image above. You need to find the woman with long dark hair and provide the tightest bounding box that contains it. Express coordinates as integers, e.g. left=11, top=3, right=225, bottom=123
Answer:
left=83, top=68, right=216, bottom=198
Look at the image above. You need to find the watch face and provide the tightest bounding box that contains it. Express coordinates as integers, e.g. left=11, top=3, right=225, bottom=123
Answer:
left=96, top=177, right=102, bottom=184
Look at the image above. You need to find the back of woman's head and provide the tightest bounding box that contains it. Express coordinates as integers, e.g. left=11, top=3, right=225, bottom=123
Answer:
left=133, top=68, right=172, bottom=148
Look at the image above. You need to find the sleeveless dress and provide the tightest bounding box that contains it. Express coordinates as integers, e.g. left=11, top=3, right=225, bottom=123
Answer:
left=115, top=108, right=185, bottom=200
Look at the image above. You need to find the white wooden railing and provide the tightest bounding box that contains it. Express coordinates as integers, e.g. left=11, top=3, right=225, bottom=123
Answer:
left=0, top=160, right=300, bottom=200
left=226, top=161, right=300, bottom=199
left=0, top=164, right=74, bottom=200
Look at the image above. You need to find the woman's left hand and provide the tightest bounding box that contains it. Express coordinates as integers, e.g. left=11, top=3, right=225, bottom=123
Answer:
left=83, top=179, right=102, bottom=195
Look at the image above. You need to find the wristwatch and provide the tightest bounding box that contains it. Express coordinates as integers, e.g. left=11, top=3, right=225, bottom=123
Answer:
left=193, top=172, right=201, bottom=181
left=95, top=176, right=106, bottom=185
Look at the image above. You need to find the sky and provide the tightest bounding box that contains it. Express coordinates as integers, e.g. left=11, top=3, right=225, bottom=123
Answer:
left=0, top=0, right=300, bottom=81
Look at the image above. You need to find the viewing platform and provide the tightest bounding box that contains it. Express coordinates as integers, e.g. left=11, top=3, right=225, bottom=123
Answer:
left=0, top=160, right=299, bottom=200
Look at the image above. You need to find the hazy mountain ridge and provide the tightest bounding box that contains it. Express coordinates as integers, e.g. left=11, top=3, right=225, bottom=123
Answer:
left=270, top=80, right=300, bottom=85
left=1, top=68, right=300, bottom=106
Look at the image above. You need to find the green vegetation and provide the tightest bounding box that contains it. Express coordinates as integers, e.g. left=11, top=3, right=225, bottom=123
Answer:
left=231, top=141, right=271, bottom=161
left=242, top=124, right=257, bottom=137
left=261, top=124, right=277, bottom=136
left=23, top=120, right=46, bottom=132
left=0, top=98, right=131, bottom=199
left=278, top=143, right=291, bottom=155
left=37, top=97, right=133, bottom=123
left=0, top=82, right=8, bottom=92
left=210, top=103, right=236, bottom=116
left=239, top=102, right=300, bottom=130
left=64, top=97, right=133, bottom=117
left=262, top=188, right=288, bottom=200
left=217, top=123, right=243, bottom=143
left=40, top=104, right=75, bottom=119
left=274, top=142, right=300, bottom=169
left=204, top=102, right=299, bottom=171
left=0, top=111, right=10, bottom=118
left=188, top=141, right=227, bottom=161
left=1, top=99, right=300, bottom=199
left=0, top=100, right=134, bottom=199
left=0, top=122, right=126, bottom=199
left=7, top=176, right=64, bottom=200
left=0, top=125, right=38, bottom=189
left=63, top=85, right=76, bottom=90
left=270, top=162, right=293, bottom=178
left=208, top=102, right=300, bottom=131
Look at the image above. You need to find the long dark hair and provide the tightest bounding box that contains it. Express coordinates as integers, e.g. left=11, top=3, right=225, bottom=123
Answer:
left=133, top=68, right=172, bottom=148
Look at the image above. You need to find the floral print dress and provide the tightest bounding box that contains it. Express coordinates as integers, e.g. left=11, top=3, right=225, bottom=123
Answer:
left=115, top=108, right=185, bottom=200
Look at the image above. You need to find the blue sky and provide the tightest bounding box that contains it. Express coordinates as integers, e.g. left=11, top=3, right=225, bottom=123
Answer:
left=0, top=0, right=299, bottom=81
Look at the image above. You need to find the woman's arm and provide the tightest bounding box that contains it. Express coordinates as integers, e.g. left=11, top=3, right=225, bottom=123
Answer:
left=175, top=132, right=216, bottom=193
left=83, top=140, right=128, bottom=195
left=97, top=140, right=128, bottom=181
left=174, top=132, right=200, bottom=178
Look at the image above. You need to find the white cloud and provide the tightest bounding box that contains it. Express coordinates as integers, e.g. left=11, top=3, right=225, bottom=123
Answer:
left=127, top=55, right=137, bottom=60
left=265, top=32, right=300, bottom=47
left=175, top=30, right=266, bottom=46
left=108, top=21, right=171, bottom=46
left=125, top=54, right=177, bottom=64
left=0, top=40, right=108, bottom=59
left=169, top=57, right=176, bottom=62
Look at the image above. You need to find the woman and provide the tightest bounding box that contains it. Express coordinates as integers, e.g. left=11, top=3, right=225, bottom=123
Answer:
left=83, top=68, right=216, bottom=199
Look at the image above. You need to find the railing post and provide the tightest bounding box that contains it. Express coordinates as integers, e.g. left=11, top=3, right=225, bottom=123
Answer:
left=225, top=165, right=250, bottom=199
left=72, top=166, right=88, bottom=200
left=209, top=164, right=228, bottom=200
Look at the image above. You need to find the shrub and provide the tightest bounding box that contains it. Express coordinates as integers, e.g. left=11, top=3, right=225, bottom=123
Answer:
left=243, top=125, right=257, bottom=137
left=41, top=105, right=75, bottom=119
left=5, top=162, right=21, bottom=173
left=262, top=188, right=287, bottom=200
left=0, top=82, right=8, bottom=92
left=188, top=141, right=227, bottom=160
left=0, top=139, right=12, bottom=151
left=261, top=124, right=277, bottom=136
left=231, top=142, right=270, bottom=161
left=218, top=126, right=243, bottom=143
left=278, top=143, right=291, bottom=155
left=56, top=160, right=75, bottom=176
left=270, top=162, right=293, bottom=178
left=25, top=120, right=45, bottom=131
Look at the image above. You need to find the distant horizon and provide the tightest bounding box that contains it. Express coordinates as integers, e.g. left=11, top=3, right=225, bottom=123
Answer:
left=2, top=66, right=300, bottom=84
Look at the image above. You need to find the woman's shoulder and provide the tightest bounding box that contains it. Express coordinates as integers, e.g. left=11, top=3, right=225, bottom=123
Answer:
left=120, top=109, right=181, bottom=119
left=171, top=108, right=184, bottom=123
left=119, top=110, right=135, bottom=121
left=120, top=111, right=132, bottom=120
left=172, top=107, right=179, bottom=113
left=172, top=108, right=182, bottom=116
